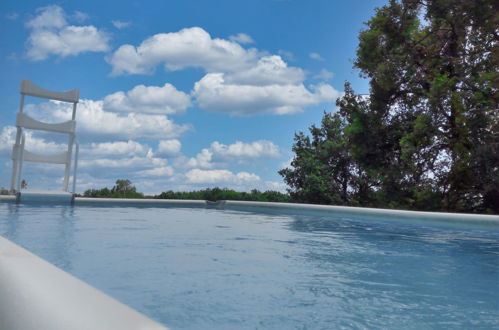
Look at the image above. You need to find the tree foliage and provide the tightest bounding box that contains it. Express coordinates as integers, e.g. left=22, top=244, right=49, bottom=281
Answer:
left=83, top=179, right=144, bottom=198
left=280, top=0, right=498, bottom=213
left=83, top=182, right=290, bottom=202
left=156, top=187, right=291, bottom=202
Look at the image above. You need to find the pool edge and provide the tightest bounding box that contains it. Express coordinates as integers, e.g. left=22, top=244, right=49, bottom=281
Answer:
left=1, top=195, right=498, bottom=227
left=0, top=236, right=169, bottom=330
left=219, top=200, right=499, bottom=227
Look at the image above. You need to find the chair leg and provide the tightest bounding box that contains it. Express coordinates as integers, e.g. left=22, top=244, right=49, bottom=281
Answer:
left=10, top=158, right=18, bottom=193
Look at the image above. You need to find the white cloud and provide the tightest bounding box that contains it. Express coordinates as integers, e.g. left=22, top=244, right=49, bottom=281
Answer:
left=264, top=181, right=287, bottom=192
left=280, top=157, right=294, bottom=169
left=103, top=83, right=191, bottom=115
left=228, top=33, right=254, bottom=44
left=83, top=140, right=151, bottom=157
left=112, top=20, right=131, bottom=29
left=185, top=169, right=260, bottom=184
left=157, top=139, right=181, bottom=156
left=107, top=27, right=260, bottom=75
left=186, top=148, right=213, bottom=168
left=185, top=140, right=280, bottom=169
left=314, top=69, right=334, bottom=80
left=137, top=166, right=174, bottom=177
left=107, top=27, right=339, bottom=117
left=26, top=5, right=67, bottom=30
left=0, top=125, right=66, bottom=156
left=80, top=155, right=166, bottom=169
left=211, top=140, right=280, bottom=159
left=26, top=5, right=109, bottom=61
left=193, top=73, right=341, bottom=115
left=26, top=99, right=190, bottom=140
left=225, top=55, right=305, bottom=85
left=309, top=52, right=324, bottom=61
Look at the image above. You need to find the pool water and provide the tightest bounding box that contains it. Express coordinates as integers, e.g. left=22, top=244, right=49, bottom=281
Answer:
left=1, top=202, right=498, bottom=329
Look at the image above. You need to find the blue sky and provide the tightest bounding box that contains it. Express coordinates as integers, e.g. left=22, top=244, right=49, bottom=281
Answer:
left=0, top=0, right=386, bottom=194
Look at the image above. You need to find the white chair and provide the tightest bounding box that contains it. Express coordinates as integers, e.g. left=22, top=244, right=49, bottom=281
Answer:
left=10, top=80, right=80, bottom=200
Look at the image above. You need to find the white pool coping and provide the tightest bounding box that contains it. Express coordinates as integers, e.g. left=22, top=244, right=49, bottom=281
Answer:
left=1, top=195, right=498, bottom=226
left=219, top=200, right=499, bottom=227
left=0, top=236, right=168, bottom=330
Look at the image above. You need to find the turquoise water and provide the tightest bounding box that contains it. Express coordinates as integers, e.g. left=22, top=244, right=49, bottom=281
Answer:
left=1, top=202, right=498, bottom=329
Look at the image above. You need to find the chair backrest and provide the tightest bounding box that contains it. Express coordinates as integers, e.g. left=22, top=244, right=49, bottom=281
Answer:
left=19, top=80, right=80, bottom=120
left=21, top=79, right=79, bottom=103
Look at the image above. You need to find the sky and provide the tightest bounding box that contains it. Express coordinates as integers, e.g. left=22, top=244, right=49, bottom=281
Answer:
left=0, top=0, right=387, bottom=194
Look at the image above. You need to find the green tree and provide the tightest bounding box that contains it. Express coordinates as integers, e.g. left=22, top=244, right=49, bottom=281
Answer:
left=281, top=0, right=498, bottom=213
left=112, top=179, right=135, bottom=194
left=83, top=179, right=144, bottom=198
left=279, top=112, right=358, bottom=205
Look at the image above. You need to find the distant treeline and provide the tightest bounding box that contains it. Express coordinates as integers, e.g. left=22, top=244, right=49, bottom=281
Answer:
left=155, top=187, right=291, bottom=202
left=82, top=179, right=144, bottom=199
left=82, top=179, right=291, bottom=202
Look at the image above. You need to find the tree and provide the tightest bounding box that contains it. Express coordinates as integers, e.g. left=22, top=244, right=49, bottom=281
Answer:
left=281, top=0, right=498, bottom=213
left=279, top=112, right=358, bottom=205
left=83, top=179, right=143, bottom=198
left=111, top=179, right=136, bottom=195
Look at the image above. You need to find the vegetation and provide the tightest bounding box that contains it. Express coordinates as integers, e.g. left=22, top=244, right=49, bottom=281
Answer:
left=83, top=180, right=290, bottom=202
left=280, top=0, right=498, bottom=213
left=156, top=187, right=291, bottom=202
left=83, top=179, right=144, bottom=198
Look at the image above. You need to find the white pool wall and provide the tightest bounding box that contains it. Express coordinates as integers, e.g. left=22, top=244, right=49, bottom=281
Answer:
left=1, top=195, right=498, bottom=226
left=0, top=236, right=168, bottom=330
left=219, top=200, right=499, bottom=227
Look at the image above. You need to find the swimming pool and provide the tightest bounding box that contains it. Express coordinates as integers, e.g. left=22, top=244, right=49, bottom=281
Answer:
left=1, top=201, right=498, bottom=329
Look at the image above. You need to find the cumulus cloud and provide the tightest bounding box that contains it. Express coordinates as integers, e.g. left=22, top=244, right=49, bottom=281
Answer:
left=211, top=140, right=280, bottom=159
left=112, top=20, right=130, bottom=29
left=103, top=83, right=191, bottom=115
left=157, top=139, right=181, bottom=156
left=280, top=157, right=294, bottom=169
left=107, top=26, right=340, bottom=116
left=225, top=55, right=305, bottom=86
left=193, top=73, right=340, bottom=115
left=185, top=140, right=280, bottom=169
left=107, top=27, right=260, bottom=75
left=0, top=125, right=66, bottom=156
left=83, top=140, right=151, bottom=157
left=186, top=148, right=214, bottom=168
left=137, top=166, right=174, bottom=177
left=185, top=169, right=260, bottom=184
left=309, top=52, right=324, bottom=61
left=228, top=33, right=254, bottom=44
left=26, top=5, right=109, bottom=61
left=81, top=157, right=155, bottom=168
left=74, top=140, right=175, bottom=180
left=25, top=99, right=190, bottom=140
